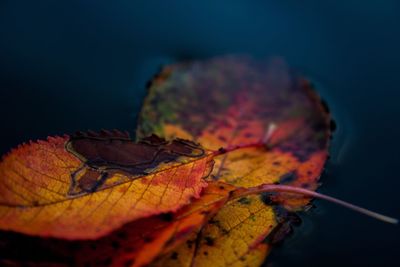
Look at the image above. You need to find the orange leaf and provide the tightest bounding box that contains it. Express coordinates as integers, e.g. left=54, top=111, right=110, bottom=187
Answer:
left=0, top=131, right=212, bottom=239
left=1, top=182, right=393, bottom=267
left=137, top=56, right=331, bottom=265
left=69, top=182, right=236, bottom=267
left=0, top=182, right=237, bottom=267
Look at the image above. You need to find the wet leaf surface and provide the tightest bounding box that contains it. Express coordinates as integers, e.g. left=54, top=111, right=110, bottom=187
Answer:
left=0, top=182, right=237, bottom=267
left=0, top=131, right=212, bottom=239
left=137, top=56, right=331, bottom=265
left=0, top=57, right=333, bottom=266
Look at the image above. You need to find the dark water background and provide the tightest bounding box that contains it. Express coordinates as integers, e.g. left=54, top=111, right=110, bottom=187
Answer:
left=1, top=1, right=399, bottom=266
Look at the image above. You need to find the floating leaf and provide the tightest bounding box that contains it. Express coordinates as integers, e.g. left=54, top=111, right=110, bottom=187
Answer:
left=151, top=195, right=276, bottom=267
left=153, top=233, right=270, bottom=267
left=0, top=131, right=212, bottom=239
left=1, top=56, right=396, bottom=267
left=68, top=182, right=236, bottom=267
left=4, top=180, right=391, bottom=267
left=149, top=181, right=399, bottom=267
left=137, top=56, right=332, bottom=265
left=0, top=182, right=237, bottom=267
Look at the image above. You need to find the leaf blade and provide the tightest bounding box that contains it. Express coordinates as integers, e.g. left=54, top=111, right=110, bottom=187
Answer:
left=0, top=134, right=212, bottom=239
left=137, top=56, right=331, bottom=265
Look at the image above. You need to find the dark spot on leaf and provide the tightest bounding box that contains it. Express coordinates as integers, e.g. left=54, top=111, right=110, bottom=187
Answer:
left=170, top=252, right=179, bottom=260
left=159, top=212, right=174, bottom=222
left=186, top=240, right=194, bottom=249
left=260, top=193, right=277, bottom=205
left=272, top=161, right=281, bottom=166
left=218, top=147, right=227, bottom=154
left=279, top=171, right=297, bottom=184
left=238, top=197, right=251, bottom=205
left=111, top=241, right=120, bottom=249
left=203, top=251, right=208, bottom=256
left=208, top=219, right=219, bottom=225
left=117, top=231, right=128, bottom=240
left=219, top=185, right=225, bottom=190
left=204, top=236, right=215, bottom=246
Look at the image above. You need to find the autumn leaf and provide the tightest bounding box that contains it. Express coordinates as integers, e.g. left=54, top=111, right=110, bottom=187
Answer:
left=152, top=232, right=271, bottom=267
left=0, top=130, right=213, bottom=239
left=0, top=181, right=237, bottom=267
left=3, top=179, right=392, bottom=267
left=137, top=56, right=332, bottom=265
left=1, top=56, right=396, bottom=267
left=150, top=181, right=398, bottom=267
left=68, top=182, right=236, bottom=267
left=1, top=160, right=395, bottom=267
left=151, top=195, right=276, bottom=267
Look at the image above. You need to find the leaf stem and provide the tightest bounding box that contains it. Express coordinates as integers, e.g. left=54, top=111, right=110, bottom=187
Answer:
left=231, top=184, right=398, bottom=224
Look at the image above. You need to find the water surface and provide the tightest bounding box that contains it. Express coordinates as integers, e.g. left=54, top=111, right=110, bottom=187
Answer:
left=1, top=1, right=399, bottom=266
